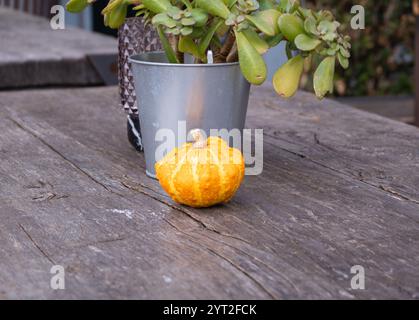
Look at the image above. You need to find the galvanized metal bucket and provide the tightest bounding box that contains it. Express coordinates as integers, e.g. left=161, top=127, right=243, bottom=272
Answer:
left=129, top=51, right=251, bottom=178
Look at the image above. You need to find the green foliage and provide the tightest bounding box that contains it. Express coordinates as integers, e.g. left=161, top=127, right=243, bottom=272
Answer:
left=273, top=54, right=304, bottom=97
left=66, top=0, right=90, bottom=12
left=304, top=0, right=415, bottom=96
left=66, top=0, right=353, bottom=99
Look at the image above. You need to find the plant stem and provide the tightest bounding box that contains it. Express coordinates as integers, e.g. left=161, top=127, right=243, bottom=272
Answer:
left=176, top=44, right=185, bottom=64
left=158, top=27, right=179, bottom=64
left=226, top=43, right=238, bottom=62
left=215, top=29, right=235, bottom=63
left=211, top=42, right=221, bottom=60
left=169, top=34, right=184, bottom=63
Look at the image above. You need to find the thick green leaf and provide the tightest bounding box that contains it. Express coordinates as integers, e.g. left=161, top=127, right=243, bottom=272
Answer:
left=167, top=6, right=182, bottom=20
left=198, top=19, right=224, bottom=58
left=181, top=18, right=196, bottom=26
left=259, top=0, right=276, bottom=10
left=142, top=0, right=172, bottom=14
left=278, top=0, right=289, bottom=12
left=338, top=52, right=349, bottom=69
left=325, top=46, right=339, bottom=56
left=294, top=34, right=321, bottom=51
left=313, top=56, right=335, bottom=99
left=339, top=46, right=351, bottom=58
left=223, top=0, right=238, bottom=8
left=279, top=0, right=299, bottom=13
left=304, top=16, right=318, bottom=35
left=273, top=55, right=304, bottom=98
left=317, top=20, right=338, bottom=34
left=107, top=1, right=128, bottom=29
left=66, top=0, right=89, bottom=13
left=196, top=0, right=230, bottom=19
left=152, top=13, right=177, bottom=28
left=246, top=9, right=281, bottom=36
left=157, top=26, right=179, bottom=64
left=264, top=34, right=284, bottom=47
left=243, top=29, right=269, bottom=54
left=235, top=30, right=267, bottom=85
left=180, top=0, right=193, bottom=10
left=179, top=36, right=201, bottom=59
left=180, top=27, right=193, bottom=36
left=190, top=8, right=208, bottom=27
left=189, top=27, right=206, bottom=38
left=278, top=13, right=305, bottom=42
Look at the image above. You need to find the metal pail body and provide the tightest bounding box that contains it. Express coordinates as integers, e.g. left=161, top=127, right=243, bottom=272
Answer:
left=129, top=52, right=251, bottom=178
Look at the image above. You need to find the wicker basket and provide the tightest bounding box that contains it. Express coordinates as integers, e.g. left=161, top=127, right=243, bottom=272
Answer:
left=118, top=17, right=162, bottom=151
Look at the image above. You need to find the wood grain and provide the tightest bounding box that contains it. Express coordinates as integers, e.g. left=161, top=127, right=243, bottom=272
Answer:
left=0, top=85, right=419, bottom=299
left=415, top=16, right=419, bottom=126
left=0, top=8, right=117, bottom=89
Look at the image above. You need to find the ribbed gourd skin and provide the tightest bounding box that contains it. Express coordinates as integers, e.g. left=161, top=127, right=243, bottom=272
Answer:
left=155, top=137, right=245, bottom=208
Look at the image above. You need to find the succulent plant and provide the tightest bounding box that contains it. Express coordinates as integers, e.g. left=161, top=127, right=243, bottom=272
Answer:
left=66, top=0, right=351, bottom=99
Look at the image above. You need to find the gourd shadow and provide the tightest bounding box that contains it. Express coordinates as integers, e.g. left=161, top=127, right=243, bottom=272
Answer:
left=178, top=201, right=235, bottom=213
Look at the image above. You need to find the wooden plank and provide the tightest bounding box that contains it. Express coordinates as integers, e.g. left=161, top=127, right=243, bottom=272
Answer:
left=1, top=86, right=419, bottom=299
left=334, top=96, right=414, bottom=124
left=0, top=204, right=54, bottom=299
left=247, top=85, right=419, bottom=204
left=0, top=115, right=273, bottom=299
left=415, top=16, right=419, bottom=127
left=0, top=8, right=117, bottom=89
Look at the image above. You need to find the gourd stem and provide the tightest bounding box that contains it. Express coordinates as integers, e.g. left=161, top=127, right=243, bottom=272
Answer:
left=190, top=129, right=206, bottom=149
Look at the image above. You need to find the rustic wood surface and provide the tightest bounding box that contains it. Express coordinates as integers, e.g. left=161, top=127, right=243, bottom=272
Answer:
left=415, top=15, right=419, bottom=127
left=0, top=85, right=419, bottom=299
left=0, top=8, right=117, bottom=89
left=334, top=96, right=414, bottom=124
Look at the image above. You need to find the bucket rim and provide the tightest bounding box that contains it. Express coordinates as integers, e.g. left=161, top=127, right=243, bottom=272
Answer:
left=129, top=51, right=240, bottom=68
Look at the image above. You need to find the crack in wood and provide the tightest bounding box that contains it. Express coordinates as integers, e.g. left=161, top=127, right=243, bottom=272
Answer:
left=9, top=116, right=256, bottom=252
left=204, top=246, right=277, bottom=299
left=264, top=133, right=419, bottom=207
left=162, top=216, right=276, bottom=299
left=9, top=117, right=127, bottom=198
left=163, top=215, right=303, bottom=296
left=32, top=192, right=69, bottom=202
left=119, top=179, right=253, bottom=246
left=313, top=133, right=321, bottom=145
left=312, top=133, right=337, bottom=153
left=18, top=223, right=55, bottom=265
left=24, top=180, right=53, bottom=189
left=73, top=236, right=127, bottom=250
left=378, top=186, right=419, bottom=204
left=23, top=179, right=69, bottom=202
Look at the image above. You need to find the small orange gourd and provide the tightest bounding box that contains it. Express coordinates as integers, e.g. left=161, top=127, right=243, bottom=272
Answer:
left=155, top=129, right=245, bottom=208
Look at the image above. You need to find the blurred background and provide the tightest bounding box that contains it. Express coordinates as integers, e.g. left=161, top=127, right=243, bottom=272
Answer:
left=304, top=0, right=417, bottom=124
left=0, top=0, right=417, bottom=125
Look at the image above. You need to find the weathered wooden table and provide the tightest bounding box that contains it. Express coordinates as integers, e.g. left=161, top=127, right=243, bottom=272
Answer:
left=0, top=85, right=419, bottom=299
left=0, top=8, right=117, bottom=89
